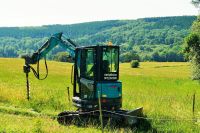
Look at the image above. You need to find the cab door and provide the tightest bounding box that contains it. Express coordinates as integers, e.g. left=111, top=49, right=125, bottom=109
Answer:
left=79, top=48, right=96, bottom=100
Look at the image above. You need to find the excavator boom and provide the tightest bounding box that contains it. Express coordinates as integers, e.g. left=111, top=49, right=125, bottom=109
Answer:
left=22, top=32, right=76, bottom=65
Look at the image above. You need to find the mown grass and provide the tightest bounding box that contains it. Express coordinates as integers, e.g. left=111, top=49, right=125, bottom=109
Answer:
left=0, top=58, right=200, bottom=132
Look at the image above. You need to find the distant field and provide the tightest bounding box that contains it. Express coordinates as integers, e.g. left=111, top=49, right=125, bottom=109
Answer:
left=0, top=58, right=199, bottom=132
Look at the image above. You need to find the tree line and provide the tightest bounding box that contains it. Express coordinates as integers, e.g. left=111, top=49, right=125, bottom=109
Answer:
left=0, top=16, right=196, bottom=62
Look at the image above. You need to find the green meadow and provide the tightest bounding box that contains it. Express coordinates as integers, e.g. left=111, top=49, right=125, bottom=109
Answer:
left=0, top=58, right=200, bottom=132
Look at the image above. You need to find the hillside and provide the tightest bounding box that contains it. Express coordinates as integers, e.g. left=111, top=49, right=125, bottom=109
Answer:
left=78, top=16, right=195, bottom=45
left=0, top=16, right=196, bottom=61
left=0, top=20, right=127, bottom=38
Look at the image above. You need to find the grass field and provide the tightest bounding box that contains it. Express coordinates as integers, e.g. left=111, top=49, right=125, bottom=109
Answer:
left=0, top=58, right=200, bottom=132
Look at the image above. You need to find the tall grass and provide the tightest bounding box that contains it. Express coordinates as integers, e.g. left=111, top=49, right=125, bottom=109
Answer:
left=0, top=58, right=199, bottom=132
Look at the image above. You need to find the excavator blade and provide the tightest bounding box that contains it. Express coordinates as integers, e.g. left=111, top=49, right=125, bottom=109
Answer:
left=125, top=107, right=143, bottom=125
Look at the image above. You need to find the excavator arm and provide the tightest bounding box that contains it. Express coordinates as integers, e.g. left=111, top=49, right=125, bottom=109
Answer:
left=22, top=32, right=76, bottom=65
left=21, top=32, right=77, bottom=100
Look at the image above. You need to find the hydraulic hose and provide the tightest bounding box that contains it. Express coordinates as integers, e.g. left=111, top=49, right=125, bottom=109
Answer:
left=29, top=57, right=48, bottom=80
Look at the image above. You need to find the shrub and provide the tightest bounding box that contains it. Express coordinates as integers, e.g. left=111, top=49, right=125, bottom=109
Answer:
left=184, top=33, right=200, bottom=80
left=53, top=52, right=72, bottom=62
left=130, top=60, right=140, bottom=68
left=120, top=52, right=140, bottom=62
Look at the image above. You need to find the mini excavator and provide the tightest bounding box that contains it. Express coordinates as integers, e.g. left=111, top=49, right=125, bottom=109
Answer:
left=22, top=32, right=143, bottom=127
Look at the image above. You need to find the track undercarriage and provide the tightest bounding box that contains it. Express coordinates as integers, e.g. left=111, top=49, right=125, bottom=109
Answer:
left=57, top=107, right=143, bottom=127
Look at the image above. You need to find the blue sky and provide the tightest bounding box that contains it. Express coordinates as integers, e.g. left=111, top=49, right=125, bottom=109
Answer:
left=0, top=0, right=197, bottom=27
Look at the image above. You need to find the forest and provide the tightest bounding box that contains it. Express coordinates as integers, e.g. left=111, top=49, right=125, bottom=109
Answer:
left=0, top=16, right=196, bottom=62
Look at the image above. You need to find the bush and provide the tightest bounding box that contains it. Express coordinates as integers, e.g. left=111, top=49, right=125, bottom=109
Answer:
left=53, top=52, right=72, bottom=62
left=130, top=60, right=140, bottom=68
left=120, top=52, right=140, bottom=63
left=184, top=33, right=200, bottom=80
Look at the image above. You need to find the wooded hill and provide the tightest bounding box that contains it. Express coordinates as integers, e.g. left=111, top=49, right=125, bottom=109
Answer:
left=0, top=16, right=196, bottom=62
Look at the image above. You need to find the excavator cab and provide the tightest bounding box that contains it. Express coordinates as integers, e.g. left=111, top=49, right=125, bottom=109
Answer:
left=72, top=45, right=122, bottom=110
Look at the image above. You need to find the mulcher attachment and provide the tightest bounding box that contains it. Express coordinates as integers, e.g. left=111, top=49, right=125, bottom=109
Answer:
left=57, top=107, right=143, bottom=127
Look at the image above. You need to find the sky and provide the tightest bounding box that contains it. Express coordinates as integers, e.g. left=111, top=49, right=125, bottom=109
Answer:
left=0, top=0, right=198, bottom=27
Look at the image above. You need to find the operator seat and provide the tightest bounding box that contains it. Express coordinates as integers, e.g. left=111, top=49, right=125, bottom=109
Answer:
left=103, top=60, right=110, bottom=73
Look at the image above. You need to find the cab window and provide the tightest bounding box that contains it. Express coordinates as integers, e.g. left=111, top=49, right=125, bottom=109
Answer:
left=102, top=47, right=118, bottom=73
left=102, top=47, right=119, bottom=80
left=82, top=48, right=95, bottom=80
